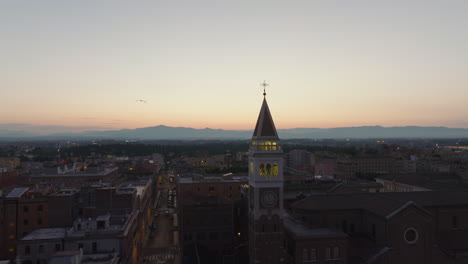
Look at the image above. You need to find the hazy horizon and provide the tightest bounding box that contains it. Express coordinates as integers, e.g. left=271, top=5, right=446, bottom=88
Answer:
left=2, top=1, right=468, bottom=131
left=1, top=122, right=468, bottom=136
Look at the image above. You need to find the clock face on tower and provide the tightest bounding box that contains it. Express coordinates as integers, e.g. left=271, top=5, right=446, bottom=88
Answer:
left=260, top=189, right=279, bottom=209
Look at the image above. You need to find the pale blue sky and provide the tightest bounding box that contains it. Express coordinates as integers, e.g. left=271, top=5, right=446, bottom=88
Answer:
left=1, top=0, right=467, bottom=132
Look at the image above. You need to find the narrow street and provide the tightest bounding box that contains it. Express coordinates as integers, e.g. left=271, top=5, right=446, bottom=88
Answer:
left=142, top=172, right=180, bottom=264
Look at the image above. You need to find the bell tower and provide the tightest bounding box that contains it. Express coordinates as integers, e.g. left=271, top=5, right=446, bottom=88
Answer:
left=248, top=82, right=285, bottom=264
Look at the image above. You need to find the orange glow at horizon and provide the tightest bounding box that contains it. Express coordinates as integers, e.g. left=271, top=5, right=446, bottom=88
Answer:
left=1, top=1, right=468, bottom=132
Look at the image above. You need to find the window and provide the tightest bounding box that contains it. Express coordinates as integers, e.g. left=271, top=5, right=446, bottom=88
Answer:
left=77, top=224, right=81, bottom=231
left=92, top=242, right=97, bottom=253
left=272, top=163, right=279, bottom=176
left=37, top=205, right=43, bottom=212
left=303, top=248, right=316, bottom=262
left=78, top=243, right=83, bottom=249
left=55, top=244, right=61, bottom=251
left=266, top=163, right=272, bottom=176
left=258, top=142, right=265, bottom=151
left=333, top=247, right=339, bottom=259
left=325, top=247, right=331, bottom=260
left=24, top=219, right=29, bottom=226
left=38, top=245, right=44, bottom=253
left=23, top=206, right=29, bottom=213
left=372, top=224, right=376, bottom=238
left=249, top=162, right=254, bottom=175
left=342, top=220, right=348, bottom=233
left=303, top=248, right=310, bottom=262
left=196, top=233, right=205, bottom=240
left=404, top=228, right=418, bottom=244
left=350, top=223, right=355, bottom=233
left=25, top=246, right=30, bottom=255
left=97, top=221, right=105, bottom=229
left=272, top=142, right=278, bottom=151
left=209, top=232, right=218, bottom=240
left=259, top=164, right=265, bottom=176
left=311, top=249, right=316, bottom=261
left=452, top=216, right=458, bottom=229
left=37, top=219, right=42, bottom=225
left=209, top=186, right=215, bottom=192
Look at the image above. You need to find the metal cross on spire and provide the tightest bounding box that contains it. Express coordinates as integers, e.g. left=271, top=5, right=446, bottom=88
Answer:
left=260, top=80, right=269, bottom=97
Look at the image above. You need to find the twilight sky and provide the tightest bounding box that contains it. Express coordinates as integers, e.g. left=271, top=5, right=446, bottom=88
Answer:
left=1, top=0, right=468, bottom=133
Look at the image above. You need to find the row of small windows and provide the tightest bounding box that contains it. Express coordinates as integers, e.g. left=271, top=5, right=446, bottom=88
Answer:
left=303, top=247, right=339, bottom=262
left=25, top=242, right=98, bottom=255
left=23, top=219, right=43, bottom=225
left=384, top=184, right=413, bottom=192
left=24, top=244, right=60, bottom=255
left=23, top=205, right=43, bottom=212
left=252, top=141, right=281, bottom=151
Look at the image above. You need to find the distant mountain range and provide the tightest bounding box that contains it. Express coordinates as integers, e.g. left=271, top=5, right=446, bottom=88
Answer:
left=0, top=125, right=467, bottom=140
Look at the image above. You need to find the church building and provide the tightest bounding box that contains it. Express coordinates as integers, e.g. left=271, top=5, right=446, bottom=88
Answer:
left=246, top=85, right=468, bottom=264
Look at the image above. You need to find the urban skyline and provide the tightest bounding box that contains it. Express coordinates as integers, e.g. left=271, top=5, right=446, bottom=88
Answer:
left=1, top=0, right=468, bottom=133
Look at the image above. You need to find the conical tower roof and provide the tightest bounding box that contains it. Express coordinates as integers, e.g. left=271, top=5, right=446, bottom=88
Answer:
left=252, top=98, right=279, bottom=140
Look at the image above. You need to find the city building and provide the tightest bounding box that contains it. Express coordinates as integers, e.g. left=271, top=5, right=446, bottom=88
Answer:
left=15, top=179, right=154, bottom=264
left=27, top=166, right=119, bottom=187
left=0, top=188, right=49, bottom=260
left=17, top=214, right=130, bottom=264
left=0, top=157, right=20, bottom=171
left=288, top=149, right=311, bottom=171
left=178, top=173, right=248, bottom=263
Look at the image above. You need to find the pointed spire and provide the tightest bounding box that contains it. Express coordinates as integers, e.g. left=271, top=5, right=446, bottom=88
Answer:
left=252, top=97, right=279, bottom=140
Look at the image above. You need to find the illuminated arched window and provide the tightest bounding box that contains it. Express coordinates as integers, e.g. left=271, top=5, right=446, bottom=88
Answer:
left=266, top=164, right=272, bottom=176
left=265, top=141, right=271, bottom=151
left=272, top=163, right=279, bottom=176
left=259, top=164, right=265, bottom=176
left=249, top=162, right=254, bottom=175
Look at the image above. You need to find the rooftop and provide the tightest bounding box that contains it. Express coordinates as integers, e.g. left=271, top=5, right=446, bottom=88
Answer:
left=283, top=216, right=347, bottom=239
left=179, top=175, right=248, bottom=184
left=31, top=167, right=117, bottom=178
left=293, top=191, right=468, bottom=218
left=6, top=187, right=29, bottom=198
left=376, top=173, right=468, bottom=191
left=252, top=97, right=279, bottom=140
left=21, top=228, right=66, bottom=240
